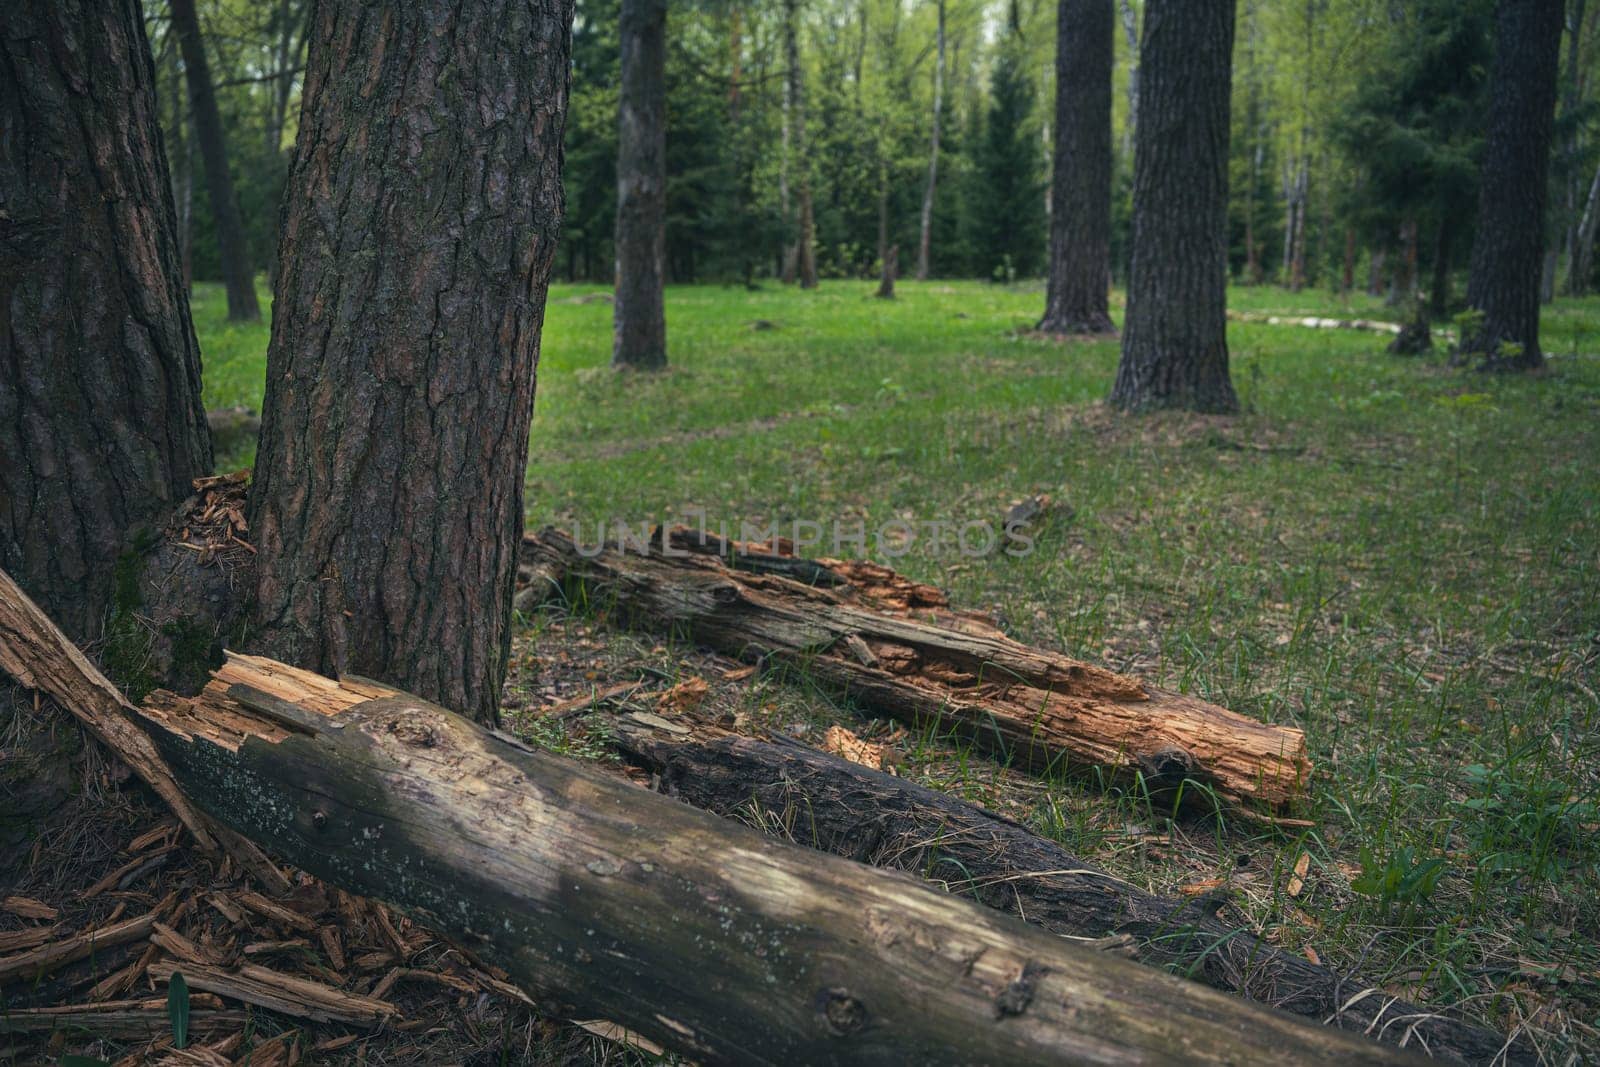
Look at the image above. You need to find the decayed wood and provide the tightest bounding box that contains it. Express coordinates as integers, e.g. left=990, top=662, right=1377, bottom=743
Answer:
left=0, top=566, right=289, bottom=893
left=0, top=1002, right=249, bottom=1038
left=607, top=714, right=1527, bottom=1066
left=0, top=908, right=161, bottom=984
left=147, top=961, right=398, bottom=1027
left=521, top=527, right=1310, bottom=814
left=132, top=653, right=1414, bottom=1066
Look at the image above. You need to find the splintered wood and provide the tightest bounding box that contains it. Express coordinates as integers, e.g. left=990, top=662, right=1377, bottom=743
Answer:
left=521, top=526, right=1312, bottom=814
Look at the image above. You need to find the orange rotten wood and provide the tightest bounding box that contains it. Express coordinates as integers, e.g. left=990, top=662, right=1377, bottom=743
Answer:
left=520, top=526, right=1312, bottom=814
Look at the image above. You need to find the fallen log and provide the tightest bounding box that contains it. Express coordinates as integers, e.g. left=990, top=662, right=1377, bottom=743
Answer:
left=605, top=711, right=1525, bottom=1065
left=521, top=527, right=1311, bottom=814
left=131, top=652, right=1412, bottom=1065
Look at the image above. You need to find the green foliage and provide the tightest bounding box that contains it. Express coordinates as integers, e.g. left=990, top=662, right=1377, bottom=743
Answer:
left=1351, top=844, right=1447, bottom=911
left=968, top=41, right=1045, bottom=281
left=168, top=971, right=191, bottom=1050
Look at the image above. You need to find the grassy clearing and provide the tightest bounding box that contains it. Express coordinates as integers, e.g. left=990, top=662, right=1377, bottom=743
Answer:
left=196, top=277, right=1600, bottom=1057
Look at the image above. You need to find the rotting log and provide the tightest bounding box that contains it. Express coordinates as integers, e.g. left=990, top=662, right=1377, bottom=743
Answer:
left=605, top=711, right=1527, bottom=1065
left=133, top=653, right=1416, bottom=1066
left=521, top=527, right=1311, bottom=815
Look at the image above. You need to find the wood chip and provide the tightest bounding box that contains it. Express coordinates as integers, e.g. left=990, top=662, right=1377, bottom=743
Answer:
left=573, top=1018, right=668, bottom=1056
left=2, top=895, right=58, bottom=921
left=233, top=889, right=318, bottom=934
left=148, top=960, right=399, bottom=1026
left=152, top=920, right=225, bottom=966
left=1287, top=852, right=1311, bottom=898
left=317, top=926, right=346, bottom=972
left=656, top=676, right=709, bottom=714
left=0, top=907, right=161, bottom=983
left=82, top=845, right=177, bottom=899
left=821, top=724, right=885, bottom=770
left=0, top=924, right=57, bottom=953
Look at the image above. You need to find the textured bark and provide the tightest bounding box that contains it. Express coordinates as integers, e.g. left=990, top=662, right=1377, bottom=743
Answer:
left=1038, top=0, right=1116, bottom=335
left=134, top=653, right=1416, bottom=1067
left=876, top=244, right=898, bottom=299
left=1462, top=0, right=1564, bottom=370
left=169, top=0, right=260, bottom=323
left=612, top=724, right=1530, bottom=1066
left=246, top=0, right=573, bottom=724
left=523, top=527, right=1311, bottom=813
left=0, top=0, right=213, bottom=647
left=1110, top=0, right=1238, bottom=413
left=915, top=0, right=945, bottom=281
left=612, top=0, right=668, bottom=370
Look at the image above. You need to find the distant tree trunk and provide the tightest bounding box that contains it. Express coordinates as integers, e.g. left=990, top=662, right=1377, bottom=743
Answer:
left=1560, top=0, right=1588, bottom=292
left=1389, top=218, right=1418, bottom=307
left=1430, top=225, right=1453, bottom=317
left=785, top=0, right=818, bottom=289
left=916, top=0, right=946, bottom=281
left=1367, top=247, right=1386, bottom=297
left=1038, top=0, right=1116, bottom=335
left=164, top=46, right=195, bottom=289
left=1117, top=0, right=1139, bottom=159
left=1462, top=0, right=1564, bottom=370
left=780, top=0, right=797, bottom=282
left=1110, top=0, right=1238, bottom=413
left=1, top=0, right=213, bottom=861
left=613, top=0, right=668, bottom=370
left=1540, top=246, right=1558, bottom=303
left=1571, top=156, right=1600, bottom=295
left=246, top=0, right=573, bottom=725
left=729, top=6, right=743, bottom=116
left=877, top=244, right=898, bottom=298
left=169, top=0, right=260, bottom=323
left=1341, top=227, right=1356, bottom=295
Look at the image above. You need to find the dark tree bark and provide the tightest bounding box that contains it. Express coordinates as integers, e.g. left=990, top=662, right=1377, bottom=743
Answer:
left=1462, top=0, right=1565, bottom=370
left=915, top=0, right=945, bottom=281
left=0, top=0, right=212, bottom=865
left=169, top=0, right=260, bottom=323
left=1109, top=0, right=1238, bottom=413
left=1038, top=0, right=1116, bottom=335
left=612, top=0, right=668, bottom=370
left=246, top=0, right=574, bottom=725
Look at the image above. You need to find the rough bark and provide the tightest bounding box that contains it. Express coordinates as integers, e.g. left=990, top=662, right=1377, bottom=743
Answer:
left=169, top=0, right=260, bottom=323
left=608, top=721, right=1529, bottom=1066
left=876, top=245, right=897, bottom=299
left=523, top=527, right=1311, bottom=814
left=132, top=653, right=1416, bottom=1067
left=1038, top=0, right=1116, bottom=335
left=0, top=0, right=215, bottom=866
left=612, top=0, right=668, bottom=370
left=1462, top=0, right=1564, bottom=370
left=915, top=0, right=945, bottom=281
left=1109, top=0, right=1238, bottom=412
left=245, top=0, right=573, bottom=724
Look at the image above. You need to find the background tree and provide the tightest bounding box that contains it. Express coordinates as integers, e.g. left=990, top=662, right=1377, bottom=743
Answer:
left=169, top=0, right=261, bottom=321
left=1, top=0, right=212, bottom=863
left=613, top=0, right=669, bottom=369
left=1038, top=0, right=1116, bottom=334
left=1110, top=0, right=1238, bottom=411
left=916, top=0, right=946, bottom=280
left=784, top=0, right=820, bottom=287
left=971, top=39, right=1046, bottom=280
left=246, top=0, right=574, bottom=724
left=1462, top=0, right=1566, bottom=369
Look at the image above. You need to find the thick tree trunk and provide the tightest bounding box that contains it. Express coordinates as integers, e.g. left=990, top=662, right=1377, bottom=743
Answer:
left=1462, top=0, right=1564, bottom=370
left=1038, top=0, right=1116, bottom=335
left=916, top=0, right=945, bottom=281
left=169, top=0, right=260, bottom=323
left=0, top=0, right=213, bottom=865
left=876, top=245, right=898, bottom=299
left=246, top=0, right=572, bottom=724
left=610, top=721, right=1529, bottom=1065
left=1110, top=0, right=1238, bottom=413
left=612, top=0, right=668, bottom=370
left=523, top=527, right=1310, bottom=813
left=131, top=653, right=1414, bottom=1067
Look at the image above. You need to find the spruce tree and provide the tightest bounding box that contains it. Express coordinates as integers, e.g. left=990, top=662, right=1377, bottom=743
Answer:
left=973, top=43, right=1046, bottom=280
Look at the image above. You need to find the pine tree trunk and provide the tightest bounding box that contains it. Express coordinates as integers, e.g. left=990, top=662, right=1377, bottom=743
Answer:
left=1110, top=0, right=1238, bottom=413
left=246, top=0, right=573, bottom=725
left=785, top=0, right=818, bottom=290
left=0, top=0, right=212, bottom=865
left=169, top=0, right=260, bottom=323
left=1341, top=227, right=1356, bottom=295
left=1570, top=155, right=1600, bottom=295
left=1463, top=0, right=1564, bottom=370
left=916, top=0, right=945, bottom=281
left=612, top=0, right=668, bottom=370
left=1038, top=0, right=1116, bottom=335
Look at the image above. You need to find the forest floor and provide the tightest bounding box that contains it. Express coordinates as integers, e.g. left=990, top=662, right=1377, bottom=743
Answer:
left=182, top=277, right=1600, bottom=1062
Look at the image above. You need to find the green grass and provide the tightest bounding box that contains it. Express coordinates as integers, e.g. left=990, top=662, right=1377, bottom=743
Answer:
left=196, top=276, right=1600, bottom=1054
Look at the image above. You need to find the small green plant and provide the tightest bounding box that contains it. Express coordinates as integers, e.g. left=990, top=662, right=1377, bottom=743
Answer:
left=1351, top=844, right=1446, bottom=913
left=168, top=970, right=191, bottom=1050
left=1459, top=763, right=1599, bottom=879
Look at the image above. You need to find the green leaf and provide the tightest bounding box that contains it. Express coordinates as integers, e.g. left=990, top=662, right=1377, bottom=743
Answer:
left=168, top=969, right=191, bottom=1050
